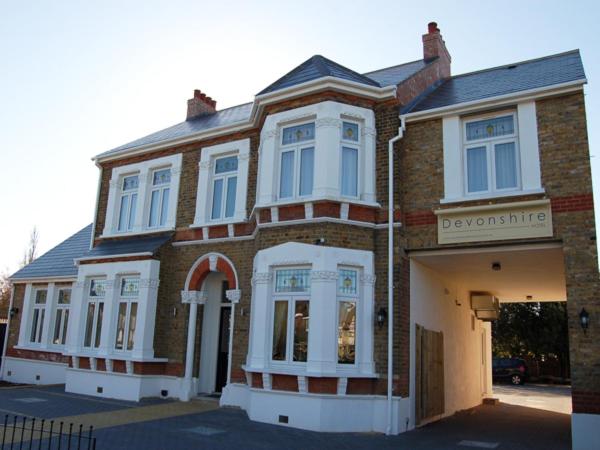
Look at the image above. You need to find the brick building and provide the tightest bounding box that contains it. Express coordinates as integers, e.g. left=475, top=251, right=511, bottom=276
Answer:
left=1, top=23, right=597, bottom=448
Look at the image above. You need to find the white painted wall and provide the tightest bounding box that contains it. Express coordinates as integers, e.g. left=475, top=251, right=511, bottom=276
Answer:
left=409, top=259, right=492, bottom=428
left=2, top=357, right=67, bottom=385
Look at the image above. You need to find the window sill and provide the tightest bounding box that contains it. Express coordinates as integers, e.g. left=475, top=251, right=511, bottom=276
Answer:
left=440, top=188, right=545, bottom=205
left=256, top=196, right=381, bottom=210
left=14, top=345, right=64, bottom=354
left=65, top=351, right=168, bottom=363
left=242, top=364, right=379, bottom=379
left=189, top=217, right=247, bottom=229
left=99, top=227, right=175, bottom=239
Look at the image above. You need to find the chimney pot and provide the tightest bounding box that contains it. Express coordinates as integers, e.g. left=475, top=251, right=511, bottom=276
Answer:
left=428, top=22, right=439, bottom=34
left=187, top=89, right=217, bottom=120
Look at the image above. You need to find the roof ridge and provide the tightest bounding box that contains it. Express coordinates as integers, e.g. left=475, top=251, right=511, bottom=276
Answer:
left=362, top=58, right=427, bottom=76
left=448, top=49, right=581, bottom=81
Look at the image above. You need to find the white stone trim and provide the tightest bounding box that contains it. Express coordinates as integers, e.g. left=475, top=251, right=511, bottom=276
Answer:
left=225, top=289, right=242, bottom=303
left=192, top=138, right=250, bottom=228
left=102, top=153, right=182, bottom=237
left=180, top=290, right=208, bottom=304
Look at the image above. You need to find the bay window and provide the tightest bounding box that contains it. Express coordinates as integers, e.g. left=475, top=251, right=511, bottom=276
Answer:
left=30, top=288, right=47, bottom=344
left=278, top=123, right=315, bottom=199
left=117, top=175, right=139, bottom=232
left=211, top=156, right=238, bottom=220
left=115, top=277, right=139, bottom=351
left=52, top=288, right=71, bottom=346
left=148, top=169, right=171, bottom=228
left=271, top=268, right=311, bottom=363
left=83, top=279, right=106, bottom=349
left=462, top=112, right=521, bottom=196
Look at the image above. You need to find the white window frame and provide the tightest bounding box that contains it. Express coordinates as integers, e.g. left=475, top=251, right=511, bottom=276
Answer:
left=147, top=168, right=172, bottom=229
left=277, top=121, right=316, bottom=201
left=117, top=173, right=140, bottom=232
left=51, top=287, right=71, bottom=347
left=102, top=153, right=182, bottom=237
left=339, top=120, right=361, bottom=200
left=257, top=101, right=377, bottom=207
left=29, top=288, right=47, bottom=345
left=82, top=278, right=106, bottom=350
left=462, top=111, right=521, bottom=196
left=193, top=139, right=250, bottom=227
left=269, top=267, right=311, bottom=367
left=209, top=154, right=239, bottom=221
left=114, top=276, right=140, bottom=352
left=336, top=267, right=359, bottom=369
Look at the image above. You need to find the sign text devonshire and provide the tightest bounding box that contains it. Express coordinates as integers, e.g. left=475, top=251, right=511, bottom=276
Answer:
left=436, top=200, right=553, bottom=244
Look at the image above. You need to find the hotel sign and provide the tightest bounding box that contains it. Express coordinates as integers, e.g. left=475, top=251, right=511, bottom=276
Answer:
left=436, top=200, right=553, bottom=245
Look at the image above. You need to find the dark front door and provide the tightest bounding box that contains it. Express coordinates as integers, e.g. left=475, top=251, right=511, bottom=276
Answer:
left=215, top=306, right=231, bottom=393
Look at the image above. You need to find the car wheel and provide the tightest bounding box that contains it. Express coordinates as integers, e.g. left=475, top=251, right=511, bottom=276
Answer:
left=511, top=374, right=522, bottom=385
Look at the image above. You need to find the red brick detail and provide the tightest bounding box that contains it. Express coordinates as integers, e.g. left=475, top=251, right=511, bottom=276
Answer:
left=404, top=210, right=437, bottom=226
left=271, top=374, right=299, bottom=392
left=209, top=225, right=229, bottom=239
left=572, top=390, right=600, bottom=414
left=234, top=221, right=255, bottom=236
left=230, top=368, right=246, bottom=383
left=251, top=372, right=264, bottom=389
left=79, top=255, right=153, bottom=265
left=346, top=378, right=377, bottom=395
left=133, top=361, right=166, bottom=375
left=348, top=204, right=378, bottom=223
left=189, top=259, right=211, bottom=290
left=551, top=194, right=594, bottom=213
left=278, top=204, right=305, bottom=221
left=164, top=362, right=184, bottom=377
left=79, top=357, right=91, bottom=370
left=174, top=228, right=203, bottom=242
left=216, top=257, right=237, bottom=289
left=259, top=209, right=272, bottom=223
left=307, top=377, right=337, bottom=394
left=96, top=358, right=106, bottom=371
left=112, top=360, right=126, bottom=373
left=5, top=347, right=69, bottom=364
left=313, top=202, right=341, bottom=218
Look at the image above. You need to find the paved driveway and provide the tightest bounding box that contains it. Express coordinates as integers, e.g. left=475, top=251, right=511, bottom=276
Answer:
left=0, top=385, right=572, bottom=449
left=493, top=383, right=572, bottom=414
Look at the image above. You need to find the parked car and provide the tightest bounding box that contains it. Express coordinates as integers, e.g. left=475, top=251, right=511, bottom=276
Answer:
left=493, top=357, right=528, bottom=385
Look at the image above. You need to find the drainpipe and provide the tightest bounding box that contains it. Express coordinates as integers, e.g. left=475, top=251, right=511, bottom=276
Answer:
left=386, top=117, right=405, bottom=435
left=0, top=284, right=15, bottom=380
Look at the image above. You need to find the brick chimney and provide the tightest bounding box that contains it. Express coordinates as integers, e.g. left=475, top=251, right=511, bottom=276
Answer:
left=187, top=89, right=217, bottom=120
left=422, top=22, right=451, bottom=78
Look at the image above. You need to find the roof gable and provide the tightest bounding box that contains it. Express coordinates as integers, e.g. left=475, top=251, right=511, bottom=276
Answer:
left=258, top=55, right=380, bottom=95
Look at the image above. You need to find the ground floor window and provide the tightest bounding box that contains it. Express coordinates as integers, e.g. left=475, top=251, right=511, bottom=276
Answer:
left=83, top=279, right=106, bottom=349
left=30, top=288, right=47, bottom=344
left=115, top=277, right=139, bottom=351
left=337, top=268, right=358, bottom=365
left=52, top=288, right=71, bottom=346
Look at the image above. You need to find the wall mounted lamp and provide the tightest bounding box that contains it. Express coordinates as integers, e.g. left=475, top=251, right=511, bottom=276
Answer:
left=579, top=308, right=590, bottom=334
left=377, top=307, right=387, bottom=328
left=9, top=307, right=19, bottom=318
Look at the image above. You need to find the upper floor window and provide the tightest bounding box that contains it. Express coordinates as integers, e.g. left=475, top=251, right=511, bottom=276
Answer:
left=118, top=175, right=139, bottom=232
left=464, top=113, right=520, bottom=195
left=148, top=169, right=171, bottom=228
left=279, top=123, right=315, bottom=199
left=211, top=156, right=238, bottom=220
left=341, top=121, right=359, bottom=198
left=103, top=154, right=182, bottom=237
left=30, top=288, right=47, bottom=344
left=52, top=288, right=71, bottom=346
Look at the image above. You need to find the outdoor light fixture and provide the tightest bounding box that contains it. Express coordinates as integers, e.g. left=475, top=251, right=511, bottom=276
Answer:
left=377, top=307, right=387, bottom=328
left=579, top=308, right=590, bottom=334
left=9, top=307, right=19, bottom=318
left=491, top=262, right=501, bottom=271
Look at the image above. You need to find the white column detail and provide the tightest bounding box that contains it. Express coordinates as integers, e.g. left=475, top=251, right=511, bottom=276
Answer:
left=442, top=115, right=462, bottom=201
left=362, top=123, right=377, bottom=203
left=98, top=278, right=118, bottom=357
left=307, top=270, right=338, bottom=374
left=314, top=117, right=341, bottom=199
left=17, top=284, right=33, bottom=347
left=65, top=280, right=85, bottom=354
left=181, top=290, right=207, bottom=401
left=257, top=128, right=278, bottom=205
left=247, top=272, right=272, bottom=369
left=359, top=273, right=376, bottom=374
left=40, top=282, right=56, bottom=349
left=133, top=274, right=160, bottom=359
left=518, top=101, right=543, bottom=191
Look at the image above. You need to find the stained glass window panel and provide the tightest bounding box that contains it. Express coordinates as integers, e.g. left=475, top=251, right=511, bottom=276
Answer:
left=466, top=115, right=514, bottom=141
left=58, top=289, right=71, bottom=304
left=152, top=169, right=171, bottom=185
left=120, top=277, right=140, bottom=297
left=122, top=175, right=139, bottom=191
left=342, top=122, right=359, bottom=141
left=275, top=269, right=311, bottom=292
left=89, top=279, right=107, bottom=297
left=215, top=156, right=238, bottom=174
left=35, top=290, right=47, bottom=304
left=338, top=269, right=358, bottom=295
left=282, top=123, right=315, bottom=145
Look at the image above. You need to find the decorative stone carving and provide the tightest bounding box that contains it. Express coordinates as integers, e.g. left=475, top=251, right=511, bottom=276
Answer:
left=180, top=290, right=208, bottom=304
left=297, top=375, right=308, bottom=393
left=208, top=254, right=218, bottom=272
left=140, top=278, right=160, bottom=289
left=260, top=129, right=279, bottom=141
left=337, top=377, right=348, bottom=396
left=315, top=117, right=341, bottom=128
left=225, top=289, right=242, bottom=303
left=362, top=126, right=376, bottom=137
left=360, top=274, right=377, bottom=285
left=109, top=179, right=119, bottom=188
left=199, top=161, right=213, bottom=170
left=252, top=272, right=272, bottom=285
left=311, top=271, right=339, bottom=281
left=238, top=153, right=251, bottom=161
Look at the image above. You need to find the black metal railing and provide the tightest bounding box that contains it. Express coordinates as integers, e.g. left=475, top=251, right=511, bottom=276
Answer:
left=0, top=415, right=96, bottom=450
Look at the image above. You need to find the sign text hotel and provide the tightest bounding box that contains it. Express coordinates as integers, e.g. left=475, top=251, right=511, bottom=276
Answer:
left=436, top=200, right=553, bottom=245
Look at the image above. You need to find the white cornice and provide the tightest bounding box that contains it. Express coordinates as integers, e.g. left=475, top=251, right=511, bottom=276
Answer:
left=93, top=78, right=396, bottom=164
left=9, top=275, right=76, bottom=284
left=401, top=79, right=586, bottom=122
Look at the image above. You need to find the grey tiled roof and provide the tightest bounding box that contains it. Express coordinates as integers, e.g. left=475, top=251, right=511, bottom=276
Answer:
left=258, top=55, right=380, bottom=95
left=403, top=50, right=585, bottom=114
left=83, top=234, right=172, bottom=259
left=11, top=224, right=93, bottom=280
left=363, top=59, right=430, bottom=87
left=97, top=102, right=253, bottom=158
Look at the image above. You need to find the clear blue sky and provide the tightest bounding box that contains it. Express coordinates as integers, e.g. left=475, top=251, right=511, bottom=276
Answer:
left=1, top=0, right=599, bottom=274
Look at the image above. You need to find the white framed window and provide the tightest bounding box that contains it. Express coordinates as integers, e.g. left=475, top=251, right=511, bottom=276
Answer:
left=52, top=288, right=71, bottom=346
left=83, top=279, right=106, bottom=349
left=340, top=121, right=360, bottom=198
left=29, top=288, right=47, bottom=344
left=114, top=276, right=139, bottom=351
left=193, top=139, right=250, bottom=227
left=337, top=268, right=358, bottom=365
left=278, top=122, right=315, bottom=200
left=463, top=112, right=520, bottom=195
left=148, top=168, right=171, bottom=228
left=211, top=156, right=238, bottom=220
left=271, top=268, right=311, bottom=364
left=103, top=153, right=182, bottom=237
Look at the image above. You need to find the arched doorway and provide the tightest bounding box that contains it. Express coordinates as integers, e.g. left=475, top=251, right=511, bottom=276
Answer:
left=180, top=253, right=240, bottom=399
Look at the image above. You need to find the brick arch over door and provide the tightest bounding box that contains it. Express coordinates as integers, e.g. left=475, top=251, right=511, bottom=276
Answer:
left=184, top=252, right=238, bottom=291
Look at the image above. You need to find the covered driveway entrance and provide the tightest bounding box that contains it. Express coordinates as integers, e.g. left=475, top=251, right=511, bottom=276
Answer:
left=409, top=242, right=568, bottom=427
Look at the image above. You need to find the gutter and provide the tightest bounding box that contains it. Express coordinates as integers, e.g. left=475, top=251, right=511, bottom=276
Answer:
left=386, top=117, right=406, bottom=435
left=1, top=285, right=15, bottom=380
left=89, top=163, right=103, bottom=251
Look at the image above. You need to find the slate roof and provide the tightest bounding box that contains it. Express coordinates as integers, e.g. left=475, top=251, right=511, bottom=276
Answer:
left=81, top=233, right=172, bottom=260
left=257, top=55, right=380, bottom=96
left=363, top=59, right=430, bottom=87
left=10, top=224, right=93, bottom=280
left=403, top=50, right=586, bottom=114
